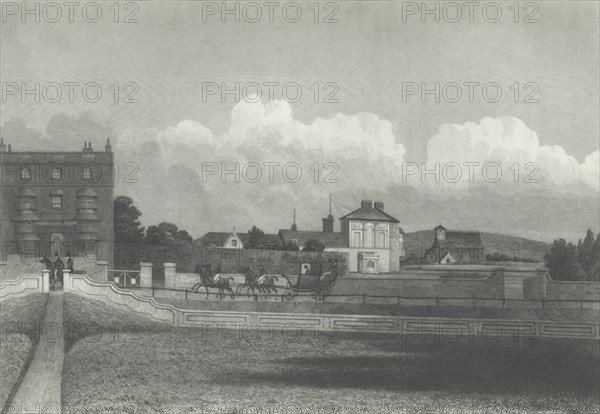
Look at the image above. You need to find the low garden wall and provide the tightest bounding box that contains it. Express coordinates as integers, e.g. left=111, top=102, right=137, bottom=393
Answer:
left=62, top=272, right=600, bottom=339
left=332, top=270, right=506, bottom=299
left=545, top=275, right=600, bottom=301
left=0, top=273, right=49, bottom=300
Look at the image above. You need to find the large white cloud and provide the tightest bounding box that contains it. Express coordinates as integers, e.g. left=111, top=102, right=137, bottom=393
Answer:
left=422, top=116, right=599, bottom=192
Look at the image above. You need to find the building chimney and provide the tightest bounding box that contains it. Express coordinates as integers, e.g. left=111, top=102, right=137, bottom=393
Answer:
left=322, top=215, right=334, bottom=233
left=7, top=144, right=11, bottom=153
left=322, top=194, right=334, bottom=232
left=374, top=202, right=384, bottom=211
left=291, top=209, right=297, bottom=231
left=105, top=137, right=112, bottom=152
left=361, top=200, right=373, bottom=208
left=88, top=141, right=93, bottom=151
left=0, top=138, right=6, bottom=153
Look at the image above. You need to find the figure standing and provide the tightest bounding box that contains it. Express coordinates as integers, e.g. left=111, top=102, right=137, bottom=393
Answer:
left=54, top=253, right=65, bottom=287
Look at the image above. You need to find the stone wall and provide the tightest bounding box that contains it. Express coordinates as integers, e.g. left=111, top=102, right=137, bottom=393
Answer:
left=545, top=275, right=600, bottom=301
left=62, top=272, right=600, bottom=339
left=115, top=243, right=348, bottom=286
left=331, top=270, right=506, bottom=299
left=0, top=273, right=49, bottom=300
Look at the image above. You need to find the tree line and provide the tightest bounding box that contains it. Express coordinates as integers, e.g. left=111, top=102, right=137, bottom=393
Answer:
left=544, top=229, right=600, bottom=282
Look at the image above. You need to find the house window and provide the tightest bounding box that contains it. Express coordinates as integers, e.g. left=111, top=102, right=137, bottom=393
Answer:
left=364, top=224, right=374, bottom=248
left=52, top=196, right=62, bottom=209
left=52, top=168, right=62, bottom=180
left=231, top=239, right=237, bottom=247
left=83, top=167, right=92, bottom=180
left=290, top=239, right=298, bottom=246
left=21, top=168, right=31, bottom=180
left=376, top=231, right=386, bottom=248
left=352, top=231, right=362, bottom=248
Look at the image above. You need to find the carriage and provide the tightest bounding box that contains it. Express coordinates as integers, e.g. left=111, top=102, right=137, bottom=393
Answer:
left=282, top=261, right=339, bottom=301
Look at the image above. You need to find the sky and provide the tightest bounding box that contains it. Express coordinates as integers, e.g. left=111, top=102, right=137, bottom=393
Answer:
left=1, top=1, right=599, bottom=243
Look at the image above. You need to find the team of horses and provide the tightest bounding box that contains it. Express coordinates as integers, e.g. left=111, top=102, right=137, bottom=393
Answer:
left=191, top=264, right=294, bottom=300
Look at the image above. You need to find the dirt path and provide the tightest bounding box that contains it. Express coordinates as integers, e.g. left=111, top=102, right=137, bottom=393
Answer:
left=10, top=291, right=64, bottom=413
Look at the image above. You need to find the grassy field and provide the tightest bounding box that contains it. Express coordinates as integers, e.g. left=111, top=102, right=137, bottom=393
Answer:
left=0, top=294, right=48, bottom=409
left=62, top=294, right=600, bottom=414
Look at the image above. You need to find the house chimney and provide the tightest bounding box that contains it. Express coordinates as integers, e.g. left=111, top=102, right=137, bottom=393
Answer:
left=322, top=215, right=334, bottom=233
left=291, top=209, right=297, bottom=231
left=7, top=144, right=11, bottom=153
left=374, top=201, right=384, bottom=211
left=88, top=141, right=93, bottom=151
left=361, top=200, right=373, bottom=208
left=0, top=138, right=6, bottom=153
left=105, top=137, right=112, bottom=152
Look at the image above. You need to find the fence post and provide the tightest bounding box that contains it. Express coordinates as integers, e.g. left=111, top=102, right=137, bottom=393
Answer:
left=397, top=296, right=400, bottom=305
left=185, top=288, right=188, bottom=301
left=542, top=298, right=545, bottom=309
left=152, top=286, right=155, bottom=297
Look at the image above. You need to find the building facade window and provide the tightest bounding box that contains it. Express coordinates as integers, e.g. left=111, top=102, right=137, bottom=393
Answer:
left=83, top=167, right=92, bottom=180
left=52, top=168, right=62, bottom=180
left=352, top=231, right=362, bottom=248
left=231, top=239, right=237, bottom=247
left=52, top=196, right=62, bottom=209
left=21, top=168, right=31, bottom=180
left=364, top=223, right=374, bottom=248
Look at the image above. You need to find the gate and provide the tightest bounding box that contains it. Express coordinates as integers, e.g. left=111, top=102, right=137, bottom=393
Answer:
left=108, top=270, right=141, bottom=288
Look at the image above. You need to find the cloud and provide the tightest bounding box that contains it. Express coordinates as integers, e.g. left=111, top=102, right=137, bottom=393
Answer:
left=423, top=116, right=599, bottom=192
left=114, top=99, right=407, bottom=235
left=2, top=105, right=597, bottom=241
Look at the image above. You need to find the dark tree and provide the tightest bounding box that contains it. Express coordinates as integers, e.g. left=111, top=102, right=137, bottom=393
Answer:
left=246, top=226, right=265, bottom=248
left=303, top=239, right=325, bottom=252
left=544, top=238, right=584, bottom=281
left=114, top=196, right=145, bottom=243
left=577, top=229, right=598, bottom=280
left=145, top=222, right=193, bottom=244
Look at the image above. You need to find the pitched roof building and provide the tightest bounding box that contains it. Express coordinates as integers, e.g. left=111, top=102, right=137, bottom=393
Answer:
left=423, top=224, right=484, bottom=264
left=195, top=229, right=280, bottom=249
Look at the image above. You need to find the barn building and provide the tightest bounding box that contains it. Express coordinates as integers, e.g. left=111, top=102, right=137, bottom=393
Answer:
left=423, top=224, right=484, bottom=264
left=0, top=139, right=114, bottom=266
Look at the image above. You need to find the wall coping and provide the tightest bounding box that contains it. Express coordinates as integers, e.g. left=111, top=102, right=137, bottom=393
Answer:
left=140, top=262, right=153, bottom=266
left=546, top=274, right=600, bottom=285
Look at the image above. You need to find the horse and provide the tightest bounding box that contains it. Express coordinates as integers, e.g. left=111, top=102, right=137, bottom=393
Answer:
left=39, top=257, right=56, bottom=290
left=255, top=274, right=279, bottom=296
left=237, top=266, right=259, bottom=298
left=191, top=264, right=235, bottom=300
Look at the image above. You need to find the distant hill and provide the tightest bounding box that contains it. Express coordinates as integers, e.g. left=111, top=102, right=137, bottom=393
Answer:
left=404, top=230, right=551, bottom=263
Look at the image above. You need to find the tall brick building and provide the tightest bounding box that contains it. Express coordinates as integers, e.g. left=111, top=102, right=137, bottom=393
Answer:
left=0, top=139, right=114, bottom=266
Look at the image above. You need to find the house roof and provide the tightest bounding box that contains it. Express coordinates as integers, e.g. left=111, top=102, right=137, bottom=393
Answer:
left=433, top=231, right=483, bottom=249
left=278, top=230, right=346, bottom=248
left=339, top=205, right=400, bottom=223
left=195, top=232, right=238, bottom=246
left=195, top=232, right=280, bottom=247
